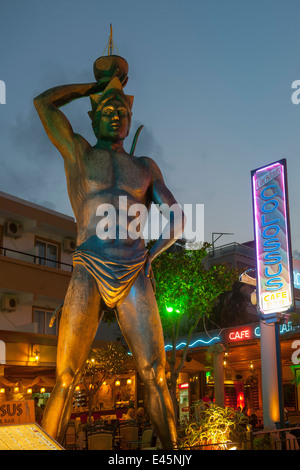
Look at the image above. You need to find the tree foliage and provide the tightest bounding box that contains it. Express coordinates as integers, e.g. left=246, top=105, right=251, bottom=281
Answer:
left=149, top=241, right=238, bottom=418
left=211, top=281, right=256, bottom=328
left=80, top=342, right=130, bottom=423
left=151, top=241, right=238, bottom=342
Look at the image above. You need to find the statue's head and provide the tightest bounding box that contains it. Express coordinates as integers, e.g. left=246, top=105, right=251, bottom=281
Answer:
left=88, top=77, right=133, bottom=142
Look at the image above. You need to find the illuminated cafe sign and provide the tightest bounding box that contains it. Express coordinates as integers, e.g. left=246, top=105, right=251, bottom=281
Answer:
left=165, top=322, right=295, bottom=350
left=222, top=322, right=293, bottom=343
left=251, top=159, right=295, bottom=316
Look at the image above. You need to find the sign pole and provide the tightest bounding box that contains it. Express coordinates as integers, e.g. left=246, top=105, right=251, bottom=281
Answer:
left=260, top=316, right=280, bottom=428
left=274, top=319, right=285, bottom=428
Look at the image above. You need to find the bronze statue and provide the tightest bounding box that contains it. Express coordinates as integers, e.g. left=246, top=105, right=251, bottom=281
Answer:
left=34, top=31, right=185, bottom=449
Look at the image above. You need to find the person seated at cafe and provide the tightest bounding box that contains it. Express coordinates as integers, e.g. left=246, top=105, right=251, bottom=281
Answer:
left=249, top=412, right=258, bottom=429
left=122, top=407, right=136, bottom=421
left=201, top=388, right=213, bottom=403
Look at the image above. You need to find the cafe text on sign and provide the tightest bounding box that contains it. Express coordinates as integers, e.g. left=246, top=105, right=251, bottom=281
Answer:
left=229, top=329, right=251, bottom=341
left=223, top=325, right=257, bottom=343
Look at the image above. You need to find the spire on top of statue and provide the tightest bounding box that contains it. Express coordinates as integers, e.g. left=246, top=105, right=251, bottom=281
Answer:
left=93, top=24, right=128, bottom=88
left=92, top=25, right=143, bottom=155
left=103, top=24, right=119, bottom=56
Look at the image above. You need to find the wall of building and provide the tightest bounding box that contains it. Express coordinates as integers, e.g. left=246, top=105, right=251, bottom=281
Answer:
left=0, top=192, right=76, bottom=335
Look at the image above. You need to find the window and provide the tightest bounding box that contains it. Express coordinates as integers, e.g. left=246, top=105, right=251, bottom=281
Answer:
left=33, top=308, right=57, bottom=335
left=35, top=238, right=59, bottom=268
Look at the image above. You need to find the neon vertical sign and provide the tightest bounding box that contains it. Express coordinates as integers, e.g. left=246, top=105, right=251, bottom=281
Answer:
left=251, top=159, right=294, bottom=316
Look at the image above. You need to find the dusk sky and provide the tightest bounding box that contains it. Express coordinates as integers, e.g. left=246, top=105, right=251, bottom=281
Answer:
left=0, top=0, right=299, bottom=255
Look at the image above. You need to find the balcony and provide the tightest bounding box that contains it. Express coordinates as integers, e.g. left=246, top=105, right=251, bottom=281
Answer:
left=208, top=242, right=255, bottom=260
left=0, top=247, right=72, bottom=299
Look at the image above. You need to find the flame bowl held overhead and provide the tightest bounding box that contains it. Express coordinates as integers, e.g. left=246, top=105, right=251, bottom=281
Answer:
left=93, top=55, right=128, bottom=83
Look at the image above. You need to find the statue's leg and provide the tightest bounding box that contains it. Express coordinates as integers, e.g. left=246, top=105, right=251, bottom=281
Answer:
left=116, top=270, right=177, bottom=449
left=42, top=264, right=103, bottom=441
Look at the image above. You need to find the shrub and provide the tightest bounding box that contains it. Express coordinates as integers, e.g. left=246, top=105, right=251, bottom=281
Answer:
left=180, top=401, right=249, bottom=450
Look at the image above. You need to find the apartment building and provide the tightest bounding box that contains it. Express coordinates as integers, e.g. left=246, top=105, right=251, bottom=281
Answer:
left=0, top=191, right=121, bottom=400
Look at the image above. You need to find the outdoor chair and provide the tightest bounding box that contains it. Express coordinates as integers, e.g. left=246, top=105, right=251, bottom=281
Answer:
left=87, top=431, right=114, bottom=450
left=63, top=422, right=77, bottom=450
left=119, top=425, right=139, bottom=450
left=140, top=428, right=153, bottom=449
left=141, top=436, right=162, bottom=450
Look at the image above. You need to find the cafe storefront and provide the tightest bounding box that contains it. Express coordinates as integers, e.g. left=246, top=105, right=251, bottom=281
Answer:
left=1, top=313, right=300, bottom=428
left=173, top=319, right=300, bottom=426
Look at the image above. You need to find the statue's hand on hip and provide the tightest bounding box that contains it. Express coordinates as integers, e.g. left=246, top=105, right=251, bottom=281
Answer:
left=144, top=253, right=153, bottom=277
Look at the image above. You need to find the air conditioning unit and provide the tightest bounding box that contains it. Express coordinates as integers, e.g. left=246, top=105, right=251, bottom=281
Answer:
left=1, top=295, right=18, bottom=312
left=63, top=238, right=76, bottom=253
left=5, top=221, right=23, bottom=238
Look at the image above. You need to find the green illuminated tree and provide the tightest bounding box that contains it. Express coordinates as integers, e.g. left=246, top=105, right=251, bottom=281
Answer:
left=149, top=241, right=238, bottom=419
left=80, top=342, right=130, bottom=424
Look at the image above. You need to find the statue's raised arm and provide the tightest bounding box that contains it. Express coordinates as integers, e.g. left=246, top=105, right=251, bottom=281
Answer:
left=34, top=82, right=99, bottom=161
left=33, top=51, right=128, bottom=162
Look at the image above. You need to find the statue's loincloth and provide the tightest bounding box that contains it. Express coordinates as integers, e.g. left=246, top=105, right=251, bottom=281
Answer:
left=73, top=249, right=148, bottom=308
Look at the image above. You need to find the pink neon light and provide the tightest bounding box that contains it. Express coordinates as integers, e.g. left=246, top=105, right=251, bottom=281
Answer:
left=252, top=161, right=293, bottom=315
left=279, top=165, right=292, bottom=293
left=229, top=328, right=251, bottom=341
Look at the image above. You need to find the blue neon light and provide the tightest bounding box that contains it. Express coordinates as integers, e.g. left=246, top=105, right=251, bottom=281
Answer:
left=254, top=321, right=293, bottom=338
left=164, top=336, right=220, bottom=351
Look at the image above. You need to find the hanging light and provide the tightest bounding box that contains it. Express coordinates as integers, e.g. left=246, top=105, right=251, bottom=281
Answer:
left=115, top=380, right=121, bottom=386
left=40, top=388, right=46, bottom=394
left=29, top=345, right=40, bottom=363
left=0, top=388, right=5, bottom=394
left=127, top=378, right=132, bottom=385
left=27, top=388, right=32, bottom=394
left=14, top=386, right=19, bottom=393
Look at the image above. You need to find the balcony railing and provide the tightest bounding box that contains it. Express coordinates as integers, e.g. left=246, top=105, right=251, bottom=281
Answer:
left=0, top=246, right=73, bottom=272
left=208, top=242, right=255, bottom=259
